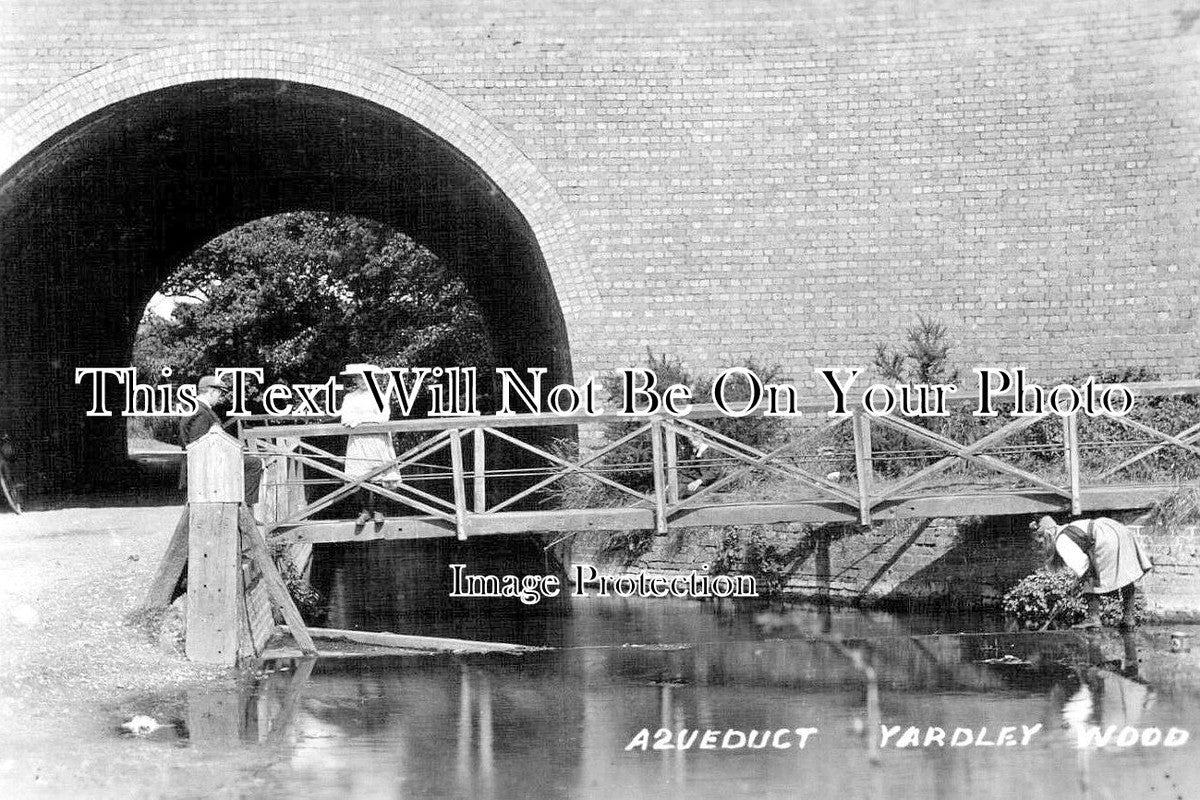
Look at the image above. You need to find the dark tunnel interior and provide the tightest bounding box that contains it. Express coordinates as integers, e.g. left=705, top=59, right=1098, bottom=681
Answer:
left=0, top=79, right=571, bottom=490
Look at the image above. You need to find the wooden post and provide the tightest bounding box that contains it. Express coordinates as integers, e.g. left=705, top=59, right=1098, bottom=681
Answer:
left=650, top=418, right=668, bottom=535
left=185, top=430, right=245, bottom=665
left=473, top=427, right=487, bottom=512
left=449, top=428, right=469, bottom=540
left=259, top=437, right=311, bottom=582
left=1063, top=414, right=1082, bottom=516
left=665, top=424, right=679, bottom=506
left=853, top=410, right=873, bottom=526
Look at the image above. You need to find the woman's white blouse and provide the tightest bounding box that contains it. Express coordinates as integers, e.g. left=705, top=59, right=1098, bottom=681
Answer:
left=340, top=390, right=390, bottom=425
left=1054, top=533, right=1090, bottom=578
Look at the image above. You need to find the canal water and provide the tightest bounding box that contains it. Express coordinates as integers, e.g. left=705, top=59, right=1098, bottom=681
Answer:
left=118, top=555, right=1200, bottom=800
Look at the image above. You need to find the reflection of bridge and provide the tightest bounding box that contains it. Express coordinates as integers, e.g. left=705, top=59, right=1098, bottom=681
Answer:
left=242, top=380, right=1200, bottom=547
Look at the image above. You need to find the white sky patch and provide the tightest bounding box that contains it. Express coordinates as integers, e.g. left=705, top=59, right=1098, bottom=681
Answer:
left=145, top=290, right=206, bottom=321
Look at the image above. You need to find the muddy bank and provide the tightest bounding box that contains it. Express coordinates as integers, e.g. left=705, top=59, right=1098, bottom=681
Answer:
left=0, top=504, right=248, bottom=798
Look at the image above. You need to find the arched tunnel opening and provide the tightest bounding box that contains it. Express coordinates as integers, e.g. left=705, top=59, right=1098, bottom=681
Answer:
left=0, top=79, right=572, bottom=493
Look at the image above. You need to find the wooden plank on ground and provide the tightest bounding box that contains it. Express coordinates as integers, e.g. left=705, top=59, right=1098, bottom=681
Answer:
left=280, top=625, right=544, bottom=654
left=238, top=506, right=318, bottom=656
left=259, top=646, right=423, bottom=659
left=143, top=507, right=189, bottom=608
left=186, top=503, right=241, bottom=663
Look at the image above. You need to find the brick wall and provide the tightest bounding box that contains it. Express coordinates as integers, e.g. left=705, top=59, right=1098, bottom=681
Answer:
left=1, top=0, right=1198, bottom=385
left=1131, top=520, right=1200, bottom=621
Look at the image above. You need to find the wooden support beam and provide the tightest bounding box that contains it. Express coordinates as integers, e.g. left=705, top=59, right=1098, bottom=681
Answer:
left=280, top=625, right=544, bottom=654
left=143, top=507, right=190, bottom=608
left=185, top=431, right=246, bottom=665
left=650, top=418, right=668, bottom=534
left=473, top=427, right=487, bottom=512
left=665, top=424, right=679, bottom=506
left=852, top=410, right=873, bottom=526
left=239, top=506, right=317, bottom=656
left=449, top=428, right=469, bottom=541
left=1063, top=414, right=1082, bottom=516
left=186, top=502, right=241, bottom=663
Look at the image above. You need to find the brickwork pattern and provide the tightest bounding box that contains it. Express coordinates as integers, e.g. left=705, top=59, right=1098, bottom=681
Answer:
left=1, top=0, right=1198, bottom=384
left=1130, top=520, right=1200, bottom=621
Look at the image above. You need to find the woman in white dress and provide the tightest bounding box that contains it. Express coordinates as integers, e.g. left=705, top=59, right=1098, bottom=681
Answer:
left=340, top=363, right=402, bottom=525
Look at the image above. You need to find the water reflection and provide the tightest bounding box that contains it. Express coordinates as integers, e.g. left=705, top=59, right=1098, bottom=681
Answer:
left=139, top=599, right=1200, bottom=800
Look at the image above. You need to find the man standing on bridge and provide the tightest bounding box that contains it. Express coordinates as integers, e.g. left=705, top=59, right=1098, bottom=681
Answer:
left=178, top=375, right=263, bottom=507
left=1034, top=515, right=1153, bottom=630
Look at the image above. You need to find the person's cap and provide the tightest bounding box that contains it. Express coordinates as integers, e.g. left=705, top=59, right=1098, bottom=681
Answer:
left=341, top=363, right=384, bottom=375
left=197, top=376, right=227, bottom=392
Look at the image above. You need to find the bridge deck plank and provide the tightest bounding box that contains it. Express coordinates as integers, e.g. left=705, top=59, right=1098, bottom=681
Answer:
left=267, top=484, right=1173, bottom=545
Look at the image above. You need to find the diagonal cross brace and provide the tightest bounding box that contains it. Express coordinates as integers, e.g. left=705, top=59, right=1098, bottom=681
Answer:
left=665, top=416, right=851, bottom=511
left=671, top=417, right=861, bottom=508
left=869, top=413, right=1047, bottom=503
left=1097, top=420, right=1200, bottom=480
left=484, top=423, right=654, bottom=512
left=257, top=432, right=457, bottom=531
left=869, top=414, right=1069, bottom=506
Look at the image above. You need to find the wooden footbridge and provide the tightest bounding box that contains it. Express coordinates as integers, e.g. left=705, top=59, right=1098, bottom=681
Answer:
left=243, top=379, right=1200, bottom=542
left=143, top=379, right=1200, bottom=663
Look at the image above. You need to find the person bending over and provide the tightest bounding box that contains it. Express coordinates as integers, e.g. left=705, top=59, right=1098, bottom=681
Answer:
left=1033, top=515, right=1153, bottom=630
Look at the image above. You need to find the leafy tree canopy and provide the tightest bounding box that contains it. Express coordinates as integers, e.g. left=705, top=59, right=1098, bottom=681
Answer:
left=134, top=212, right=495, bottom=395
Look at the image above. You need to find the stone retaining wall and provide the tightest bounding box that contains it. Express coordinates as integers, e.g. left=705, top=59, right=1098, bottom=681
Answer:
left=564, top=510, right=1200, bottom=622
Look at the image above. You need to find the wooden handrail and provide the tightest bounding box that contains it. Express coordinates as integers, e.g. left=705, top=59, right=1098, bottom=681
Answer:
left=237, top=379, right=1200, bottom=439
left=235, top=378, right=1200, bottom=543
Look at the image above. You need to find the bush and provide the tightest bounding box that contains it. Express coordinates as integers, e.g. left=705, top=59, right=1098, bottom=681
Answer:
left=602, top=529, right=659, bottom=561
left=1002, top=568, right=1145, bottom=629
left=269, top=541, right=326, bottom=623
left=711, top=527, right=790, bottom=599
left=818, top=320, right=1200, bottom=488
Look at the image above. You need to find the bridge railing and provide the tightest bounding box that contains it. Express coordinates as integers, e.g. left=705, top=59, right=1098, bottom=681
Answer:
left=238, top=379, right=1200, bottom=540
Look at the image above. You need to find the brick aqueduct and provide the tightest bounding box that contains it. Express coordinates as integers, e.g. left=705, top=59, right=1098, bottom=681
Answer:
left=0, top=0, right=1197, bottom=483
